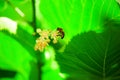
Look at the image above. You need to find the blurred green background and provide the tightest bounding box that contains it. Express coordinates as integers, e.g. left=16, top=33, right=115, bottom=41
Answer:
left=0, top=0, right=120, bottom=80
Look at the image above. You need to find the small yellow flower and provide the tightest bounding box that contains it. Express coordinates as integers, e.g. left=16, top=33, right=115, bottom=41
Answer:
left=34, top=28, right=64, bottom=52
left=37, top=29, right=50, bottom=39
left=35, top=29, right=51, bottom=52
left=50, top=30, right=60, bottom=43
left=34, top=37, right=49, bottom=51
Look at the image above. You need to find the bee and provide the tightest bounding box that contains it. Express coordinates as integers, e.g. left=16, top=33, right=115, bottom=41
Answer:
left=57, top=27, right=65, bottom=39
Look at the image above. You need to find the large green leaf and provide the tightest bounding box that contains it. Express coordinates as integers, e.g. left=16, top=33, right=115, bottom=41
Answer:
left=40, top=1, right=120, bottom=79
left=40, top=0, right=120, bottom=42
left=0, top=17, right=38, bottom=80
left=0, top=32, right=33, bottom=80
left=56, top=26, right=120, bottom=80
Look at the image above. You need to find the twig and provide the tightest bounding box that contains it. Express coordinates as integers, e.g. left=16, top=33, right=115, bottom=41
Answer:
left=31, top=1, right=41, bottom=80
left=37, top=61, right=42, bottom=80
left=31, top=0, right=37, bottom=32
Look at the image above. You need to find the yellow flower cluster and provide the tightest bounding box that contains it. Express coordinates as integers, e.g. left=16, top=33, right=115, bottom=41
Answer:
left=34, top=28, right=63, bottom=52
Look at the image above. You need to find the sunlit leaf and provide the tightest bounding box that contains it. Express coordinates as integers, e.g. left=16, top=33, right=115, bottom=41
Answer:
left=0, top=17, right=17, bottom=34
left=40, top=1, right=120, bottom=79
left=40, top=0, right=120, bottom=42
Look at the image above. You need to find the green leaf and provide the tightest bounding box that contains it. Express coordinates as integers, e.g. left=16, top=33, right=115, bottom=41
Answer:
left=0, top=17, right=38, bottom=80
left=0, top=32, right=33, bottom=80
left=56, top=27, right=120, bottom=80
left=40, top=0, right=120, bottom=42
left=0, top=0, right=7, bottom=12
left=0, top=0, right=32, bottom=22
left=0, top=17, right=38, bottom=59
left=11, top=0, right=28, bottom=3
left=42, top=46, right=66, bottom=80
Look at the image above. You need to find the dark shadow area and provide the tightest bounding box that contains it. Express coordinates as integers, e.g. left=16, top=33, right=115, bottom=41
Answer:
left=55, top=19, right=120, bottom=80
left=0, top=69, right=16, bottom=78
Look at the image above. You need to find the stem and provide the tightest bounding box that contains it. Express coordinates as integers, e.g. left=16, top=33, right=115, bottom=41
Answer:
left=37, top=62, right=42, bottom=80
left=31, top=0, right=37, bottom=32
left=31, top=1, right=41, bottom=80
